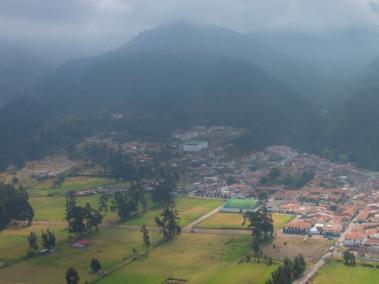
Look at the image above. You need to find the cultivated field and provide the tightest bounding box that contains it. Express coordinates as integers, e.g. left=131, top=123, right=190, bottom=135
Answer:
left=99, top=232, right=279, bottom=284
left=197, top=212, right=294, bottom=230
left=0, top=227, right=152, bottom=284
left=313, top=261, right=379, bottom=284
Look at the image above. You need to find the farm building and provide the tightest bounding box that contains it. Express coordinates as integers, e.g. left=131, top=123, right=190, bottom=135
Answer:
left=220, top=198, right=259, bottom=213
left=182, top=140, right=208, bottom=152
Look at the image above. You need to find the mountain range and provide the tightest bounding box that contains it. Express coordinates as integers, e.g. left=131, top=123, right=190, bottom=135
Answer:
left=1, top=22, right=379, bottom=170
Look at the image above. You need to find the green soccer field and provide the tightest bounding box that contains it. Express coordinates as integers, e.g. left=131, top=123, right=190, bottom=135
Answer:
left=223, top=198, right=258, bottom=210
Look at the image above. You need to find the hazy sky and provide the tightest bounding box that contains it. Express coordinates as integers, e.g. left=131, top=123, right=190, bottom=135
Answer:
left=2, top=0, right=379, bottom=63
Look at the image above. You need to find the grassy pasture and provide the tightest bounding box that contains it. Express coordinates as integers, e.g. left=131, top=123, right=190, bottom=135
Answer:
left=30, top=195, right=119, bottom=223
left=313, top=261, right=379, bottom=284
left=99, top=232, right=278, bottom=284
left=0, top=224, right=66, bottom=265
left=198, top=212, right=295, bottom=230
left=0, top=227, right=152, bottom=284
left=126, top=197, right=223, bottom=227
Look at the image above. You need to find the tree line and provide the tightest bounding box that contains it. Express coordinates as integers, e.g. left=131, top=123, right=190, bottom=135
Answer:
left=266, top=255, right=306, bottom=284
left=0, top=182, right=34, bottom=230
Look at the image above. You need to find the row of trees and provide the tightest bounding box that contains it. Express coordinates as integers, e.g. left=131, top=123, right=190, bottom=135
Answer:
left=27, top=230, right=56, bottom=252
left=266, top=255, right=306, bottom=284
left=75, top=144, right=180, bottom=183
left=259, top=167, right=315, bottom=190
left=0, top=183, right=34, bottom=230
left=65, top=192, right=103, bottom=239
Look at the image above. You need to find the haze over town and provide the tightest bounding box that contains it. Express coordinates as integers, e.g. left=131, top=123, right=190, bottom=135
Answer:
left=1, top=1, right=379, bottom=284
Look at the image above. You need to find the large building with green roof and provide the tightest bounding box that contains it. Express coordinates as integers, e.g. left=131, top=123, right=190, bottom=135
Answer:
left=220, top=198, right=259, bottom=213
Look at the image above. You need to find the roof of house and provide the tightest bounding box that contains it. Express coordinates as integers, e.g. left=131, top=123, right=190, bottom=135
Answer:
left=345, top=231, right=367, bottom=241
left=284, top=220, right=312, bottom=230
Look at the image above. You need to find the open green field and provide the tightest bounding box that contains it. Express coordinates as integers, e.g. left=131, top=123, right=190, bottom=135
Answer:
left=0, top=224, right=66, bottom=265
left=30, top=196, right=222, bottom=227
left=198, top=212, right=295, bottom=230
left=0, top=227, right=154, bottom=284
left=28, top=176, right=116, bottom=196
left=127, top=197, right=223, bottom=227
left=99, top=233, right=278, bottom=284
left=313, top=261, right=379, bottom=284
left=30, top=195, right=119, bottom=223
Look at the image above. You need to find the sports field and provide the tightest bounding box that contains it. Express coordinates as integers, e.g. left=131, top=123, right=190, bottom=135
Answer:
left=223, top=198, right=258, bottom=210
left=313, top=261, right=379, bottom=284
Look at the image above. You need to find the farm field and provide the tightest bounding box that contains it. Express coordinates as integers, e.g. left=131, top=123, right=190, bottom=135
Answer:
left=0, top=227, right=154, bottom=284
left=127, top=197, right=224, bottom=227
left=313, top=261, right=379, bottom=284
left=198, top=212, right=294, bottom=230
left=99, top=232, right=278, bottom=284
left=262, top=233, right=333, bottom=264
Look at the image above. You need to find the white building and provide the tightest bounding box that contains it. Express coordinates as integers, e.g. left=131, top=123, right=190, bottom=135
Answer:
left=182, top=140, right=208, bottom=152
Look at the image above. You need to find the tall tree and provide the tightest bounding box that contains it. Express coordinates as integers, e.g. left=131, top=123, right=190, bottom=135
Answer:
left=140, top=224, right=151, bottom=248
left=98, top=193, right=109, bottom=213
left=65, top=267, right=80, bottom=284
left=0, top=183, right=34, bottom=229
left=90, top=258, right=102, bottom=273
left=111, top=192, right=136, bottom=220
left=154, top=207, right=181, bottom=240
left=27, top=231, right=38, bottom=251
left=293, top=255, right=306, bottom=278
left=243, top=206, right=273, bottom=254
left=65, top=192, right=76, bottom=222
left=41, top=229, right=56, bottom=250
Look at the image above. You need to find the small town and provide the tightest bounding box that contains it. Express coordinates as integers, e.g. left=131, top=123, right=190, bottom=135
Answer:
left=1, top=125, right=378, bottom=283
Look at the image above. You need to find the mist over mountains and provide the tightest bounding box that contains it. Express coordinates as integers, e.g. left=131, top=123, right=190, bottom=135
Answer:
left=1, top=22, right=379, bottom=169
left=0, top=43, right=51, bottom=106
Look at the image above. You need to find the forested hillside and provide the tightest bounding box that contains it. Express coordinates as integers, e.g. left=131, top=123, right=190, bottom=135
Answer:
left=0, top=43, right=51, bottom=106
left=0, top=49, right=319, bottom=170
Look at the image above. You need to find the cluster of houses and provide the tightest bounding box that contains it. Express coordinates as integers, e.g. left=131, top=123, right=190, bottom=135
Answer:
left=281, top=204, right=347, bottom=238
